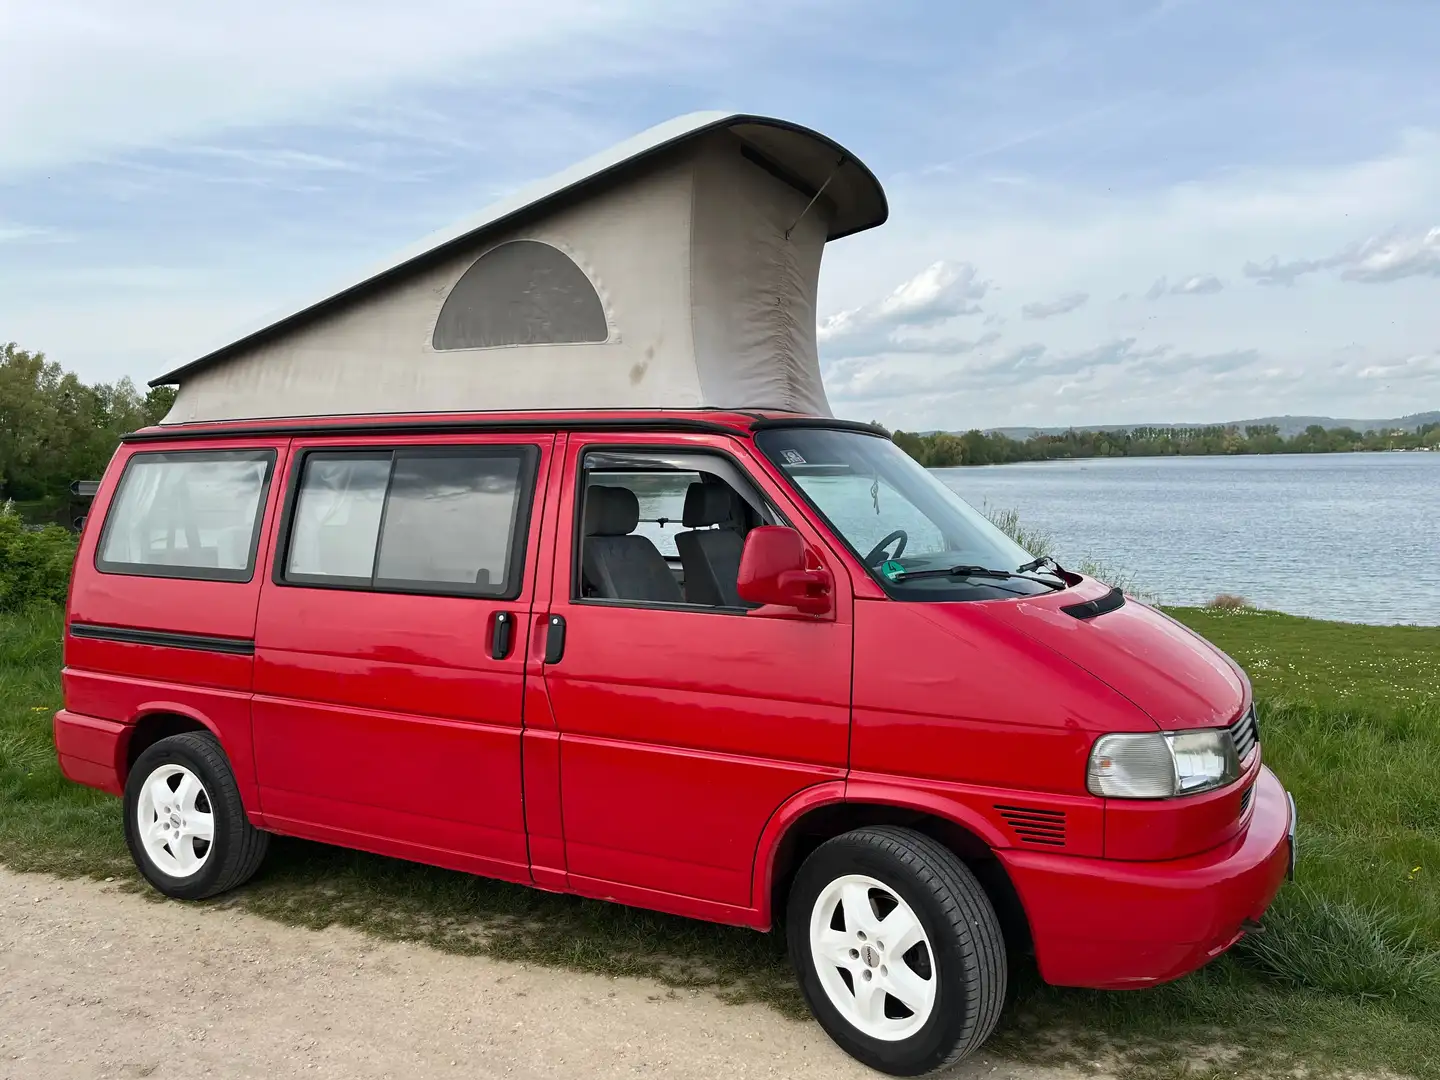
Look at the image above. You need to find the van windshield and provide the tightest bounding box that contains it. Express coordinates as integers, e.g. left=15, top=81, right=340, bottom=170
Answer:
left=755, top=427, right=1061, bottom=600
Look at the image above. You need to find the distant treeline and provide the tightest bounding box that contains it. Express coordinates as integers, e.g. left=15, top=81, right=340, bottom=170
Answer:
left=886, top=421, right=1440, bottom=468
left=1, top=342, right=176, bottom=509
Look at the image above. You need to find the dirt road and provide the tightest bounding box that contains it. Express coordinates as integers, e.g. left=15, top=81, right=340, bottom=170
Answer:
left=0, top=867, right=1086, bottom=1080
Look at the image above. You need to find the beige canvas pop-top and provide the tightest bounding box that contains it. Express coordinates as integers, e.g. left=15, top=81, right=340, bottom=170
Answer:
left=153, top=113, right=888, bottom=424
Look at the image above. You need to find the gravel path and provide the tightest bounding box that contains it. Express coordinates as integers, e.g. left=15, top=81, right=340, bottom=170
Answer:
left=0, top=867, right=1084, bottom=1080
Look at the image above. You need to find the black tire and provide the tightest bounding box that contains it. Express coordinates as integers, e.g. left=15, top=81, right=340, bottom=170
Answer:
left=786, top=826, right=1006, bottom=1076
left=123, top=731, right=269, bottom=900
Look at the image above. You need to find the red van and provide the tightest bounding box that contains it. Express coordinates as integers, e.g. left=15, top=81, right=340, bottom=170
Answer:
left=52, top=113, right=1294, bottom=1075
left=55, top=409, right=1295, bottom=1074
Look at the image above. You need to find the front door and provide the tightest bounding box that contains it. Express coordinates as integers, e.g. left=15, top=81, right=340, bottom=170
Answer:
left=540, top=432, right=853, bottom=918
left=252, top=434, right=554, bottom=883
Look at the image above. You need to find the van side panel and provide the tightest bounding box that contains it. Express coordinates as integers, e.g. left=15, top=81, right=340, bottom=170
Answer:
left=62, top=437, right=292, bottom=810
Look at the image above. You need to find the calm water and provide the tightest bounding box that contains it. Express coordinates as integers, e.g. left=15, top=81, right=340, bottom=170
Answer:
left=936, top=452, right=1440, bottom=626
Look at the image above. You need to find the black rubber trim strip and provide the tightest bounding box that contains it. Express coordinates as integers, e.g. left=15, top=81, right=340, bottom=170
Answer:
left=1060, top=587, right=1126, bottom=620
left=748, top=417, right=891, bottom=436
left=68, top=622, right=255, bottom=655
left=123, top=416, right=742, bottom=443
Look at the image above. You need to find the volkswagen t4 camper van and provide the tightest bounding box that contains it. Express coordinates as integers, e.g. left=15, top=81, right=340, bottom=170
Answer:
left=54, top=113, right=1295, bottom=1076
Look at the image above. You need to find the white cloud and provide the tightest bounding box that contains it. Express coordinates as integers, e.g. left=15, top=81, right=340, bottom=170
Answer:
left=1341, top=227, right=1440, bottom=283
left=0, top=0, right=768, bottom=176
left=1355, top=351, right=1440, bottom=381
left=0, top=224, right=68, bottom=244
left=812, top=127, right=1440, bottom=428
left=1244, top=225, right=1440, bottom=286
left=1021, top=291, right=1088, bottom=319
left=1170, top=273, right=1224, bottom=295
left=817, top=261, right=990, bottom=359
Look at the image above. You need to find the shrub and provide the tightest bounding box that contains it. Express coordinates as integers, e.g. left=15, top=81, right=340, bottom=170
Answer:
left=0, top=502, right=78, bottom=612
left=982, top=504, right=1056, bottom=559
left=1207, top=593, right=1250, bottom=610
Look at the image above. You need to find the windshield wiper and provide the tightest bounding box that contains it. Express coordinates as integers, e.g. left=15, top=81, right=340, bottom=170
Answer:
left=1016, top=555, right=1063, bottom=575
left=892, top=564, right=1061, bottom=588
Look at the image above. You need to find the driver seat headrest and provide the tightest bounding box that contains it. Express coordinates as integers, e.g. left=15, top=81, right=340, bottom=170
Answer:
left=682, top=481, right=743, bottom=528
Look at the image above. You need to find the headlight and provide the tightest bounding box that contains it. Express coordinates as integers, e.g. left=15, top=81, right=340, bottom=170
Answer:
left=1087, top=729, right=1240, bottom=798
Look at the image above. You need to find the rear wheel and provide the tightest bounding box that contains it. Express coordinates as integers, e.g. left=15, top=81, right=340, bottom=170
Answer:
left=786, top=826, right=1006, bottom=1076
left=123, top=731, right=269, bottom=900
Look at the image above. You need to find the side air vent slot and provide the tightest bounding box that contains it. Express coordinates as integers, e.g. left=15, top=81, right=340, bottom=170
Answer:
left=1060, top=587, right=1125, bottom=620
left=1229, top=705, right=1261, bottom=761
left=995, top=804, right=1067, bottom=847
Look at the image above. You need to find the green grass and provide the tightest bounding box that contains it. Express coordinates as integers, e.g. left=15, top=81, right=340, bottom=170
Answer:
left=3, top=606, right=1439, bottom=1078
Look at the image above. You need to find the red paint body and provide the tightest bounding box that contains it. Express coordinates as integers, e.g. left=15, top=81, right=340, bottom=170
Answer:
left=55, top=409, right=1293, bottom=991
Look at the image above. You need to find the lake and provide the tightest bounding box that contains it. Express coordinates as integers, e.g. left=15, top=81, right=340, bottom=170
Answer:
left=935, top=452, right=1440, bottom=626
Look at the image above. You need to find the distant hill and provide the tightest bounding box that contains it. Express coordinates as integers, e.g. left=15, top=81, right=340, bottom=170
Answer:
left=974, top=412, right=1440, bottom=441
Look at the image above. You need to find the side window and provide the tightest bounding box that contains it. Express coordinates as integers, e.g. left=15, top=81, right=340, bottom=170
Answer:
left=575, top=450, right=775, bottom=610
left=282, top=446, right=535, bottom=598
left=97, top=449, right=276, bottom=581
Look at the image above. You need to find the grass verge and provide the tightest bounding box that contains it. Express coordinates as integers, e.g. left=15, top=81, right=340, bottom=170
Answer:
left=3, top=606, right=1438, bottom=1078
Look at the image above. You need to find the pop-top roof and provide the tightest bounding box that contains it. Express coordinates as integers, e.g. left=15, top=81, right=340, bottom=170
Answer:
left=152, top=112, right=888, bottom=424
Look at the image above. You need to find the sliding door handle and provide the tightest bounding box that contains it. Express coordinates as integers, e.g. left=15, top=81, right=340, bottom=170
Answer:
left=490, top=611, right=514, bottom=660
left=544, top=615, right=566, bottom=665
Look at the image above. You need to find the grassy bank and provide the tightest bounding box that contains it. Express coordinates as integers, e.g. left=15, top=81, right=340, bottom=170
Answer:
left=2, top=607, right=1437, bottom=1078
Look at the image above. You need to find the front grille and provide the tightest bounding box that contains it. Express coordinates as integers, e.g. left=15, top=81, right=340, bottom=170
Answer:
left=1229, top=705, right=1260, bottom=761
left=1239, top=784, right=1254, bottom=815
left=995, top=805, right=1067, bottom=847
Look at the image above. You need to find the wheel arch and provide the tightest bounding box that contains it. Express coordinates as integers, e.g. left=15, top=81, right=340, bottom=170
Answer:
left=752, top=785, right=1033, bottom=958
left=121, top=705, right=222, bottom=783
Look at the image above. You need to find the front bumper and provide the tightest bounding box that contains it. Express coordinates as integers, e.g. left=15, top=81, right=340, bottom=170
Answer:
left=1001, top=765, right=1295, bottom=989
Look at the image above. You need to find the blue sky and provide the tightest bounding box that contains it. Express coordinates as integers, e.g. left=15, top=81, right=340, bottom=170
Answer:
left=3, top=0, right=1439, bottom=430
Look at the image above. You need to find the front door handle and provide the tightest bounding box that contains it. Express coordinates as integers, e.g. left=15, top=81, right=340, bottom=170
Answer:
left=544, top=614, right=566, bottom=664
left=490, top=611, right=514, bottom=660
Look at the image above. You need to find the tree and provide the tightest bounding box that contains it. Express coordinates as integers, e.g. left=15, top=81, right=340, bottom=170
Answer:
left=0, top=341, right=178, bottom=504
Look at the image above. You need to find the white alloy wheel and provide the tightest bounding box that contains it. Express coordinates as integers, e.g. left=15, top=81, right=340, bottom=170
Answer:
left=808, top=873, right=937, bottom=1041
left=135, top=763, right=215, bottom=878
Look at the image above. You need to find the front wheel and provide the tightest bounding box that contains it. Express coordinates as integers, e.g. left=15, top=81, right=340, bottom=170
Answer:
left=786, top=826, right=1006, bottom=1076
left=123, top=731, right=269, bottom=900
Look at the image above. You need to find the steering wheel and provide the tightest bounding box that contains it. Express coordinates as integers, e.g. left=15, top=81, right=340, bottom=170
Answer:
left=863, top=529, right=908, bottom=567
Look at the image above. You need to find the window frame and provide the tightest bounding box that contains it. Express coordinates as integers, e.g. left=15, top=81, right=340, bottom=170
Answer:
left=94, top=448, right=278, bottom=583
left=271, top=443, right=540, bottom=601
left=570, top=444, right=783, bottom=615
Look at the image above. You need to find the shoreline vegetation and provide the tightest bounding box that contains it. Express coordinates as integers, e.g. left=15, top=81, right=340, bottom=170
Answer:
left=884, top=420, right=1440, bottom=468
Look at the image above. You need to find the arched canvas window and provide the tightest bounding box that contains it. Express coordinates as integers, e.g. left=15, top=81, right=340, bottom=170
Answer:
left=432, top=240, right=607, bottom=350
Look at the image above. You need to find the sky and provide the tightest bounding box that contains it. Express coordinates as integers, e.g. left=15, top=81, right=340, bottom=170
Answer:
left=2, top=0, right=1439, bottom=431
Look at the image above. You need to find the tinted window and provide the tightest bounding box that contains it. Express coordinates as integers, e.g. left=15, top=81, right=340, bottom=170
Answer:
left=375, top=453, right=524, bottom=591
left=283, top=447, right=534, bottom=597
left=432, top=240, right=607, bottom=350
left=285, top=454, right=390, bottom=585
left=97, top=450, right=275, bottom=581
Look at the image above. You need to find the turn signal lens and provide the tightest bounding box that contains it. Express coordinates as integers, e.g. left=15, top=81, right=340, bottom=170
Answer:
left=1087, top=730, right=1240, bottom=799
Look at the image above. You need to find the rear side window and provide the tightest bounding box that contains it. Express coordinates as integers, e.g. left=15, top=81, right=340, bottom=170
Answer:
left=96, top=450, right=276, bottom=581
left=281, top=446, right=535, bottom=598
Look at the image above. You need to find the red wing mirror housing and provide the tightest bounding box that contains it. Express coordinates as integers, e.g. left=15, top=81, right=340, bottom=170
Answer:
left=736, top=526, right=834, bottom=616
